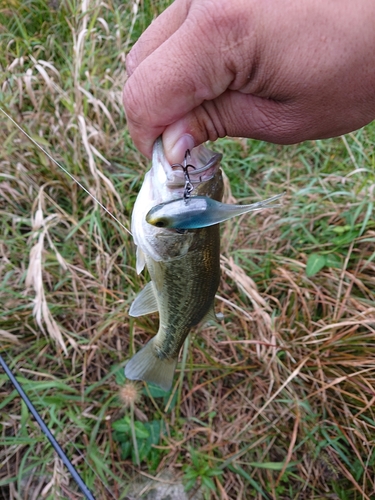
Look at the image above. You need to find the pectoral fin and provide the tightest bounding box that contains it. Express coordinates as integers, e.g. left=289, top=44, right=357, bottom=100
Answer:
left=129, top=282, right=158, bottom=317
left=136, top=247, right=146, bottom=274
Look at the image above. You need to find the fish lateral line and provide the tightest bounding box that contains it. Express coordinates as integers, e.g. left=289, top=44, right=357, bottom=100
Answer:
left=0, top=107, right=132, bottom=236
left=127, top=137, right=224, bottom=390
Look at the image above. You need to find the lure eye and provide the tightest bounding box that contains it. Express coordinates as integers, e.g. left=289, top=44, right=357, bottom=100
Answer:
left=145, top=211, right=170, bottom=228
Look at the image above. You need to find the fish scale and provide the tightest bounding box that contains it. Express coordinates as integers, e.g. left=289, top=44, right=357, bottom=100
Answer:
left=146, top=225, right=220, bottom=359
left=125, top=138, right=224, bottom=390
left=125, top=137, right=282, bottom=390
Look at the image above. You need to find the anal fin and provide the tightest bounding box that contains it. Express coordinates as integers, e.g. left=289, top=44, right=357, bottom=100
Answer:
left=201, top=305, right=223, bottom=325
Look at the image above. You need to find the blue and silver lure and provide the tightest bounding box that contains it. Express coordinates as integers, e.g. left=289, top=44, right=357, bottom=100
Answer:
left=146, top=193, right=284, bottom=231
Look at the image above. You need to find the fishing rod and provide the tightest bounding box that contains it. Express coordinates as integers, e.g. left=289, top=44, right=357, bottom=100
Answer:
left=0, top=353, right=96, bottom=500
left=1, top=106, right=123, bottom=499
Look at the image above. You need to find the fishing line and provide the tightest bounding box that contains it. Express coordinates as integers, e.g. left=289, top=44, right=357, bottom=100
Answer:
left=0, top=107, right=132, bottom=236
left=0, top=353, right=96, bottom=500
left=1, top=109, right=124, bottom=498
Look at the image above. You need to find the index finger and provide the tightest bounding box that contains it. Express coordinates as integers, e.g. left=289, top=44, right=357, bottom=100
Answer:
left=126, top=0, right=190, bottom=77
left=123, top=3, right=237, bottom=157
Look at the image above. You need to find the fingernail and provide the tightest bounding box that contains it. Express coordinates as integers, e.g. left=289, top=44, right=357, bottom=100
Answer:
left=164, top=133, right=195, bottom=165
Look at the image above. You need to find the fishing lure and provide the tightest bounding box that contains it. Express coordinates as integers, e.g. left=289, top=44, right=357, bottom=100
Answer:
left=146, top=191, right=284, bottom=230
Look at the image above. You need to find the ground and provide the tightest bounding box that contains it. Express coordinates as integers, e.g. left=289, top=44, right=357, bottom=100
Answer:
left=0, top=1, right=375, bottom=499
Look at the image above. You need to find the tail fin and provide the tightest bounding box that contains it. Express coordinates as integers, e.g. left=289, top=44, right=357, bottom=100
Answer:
left=125, top=338, right=177, bottom=391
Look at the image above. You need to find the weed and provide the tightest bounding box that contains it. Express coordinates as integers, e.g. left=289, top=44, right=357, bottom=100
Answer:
left=1, top=0, right=375, bottom=499
left=183, top=448, right=223, bottom=499
left=112, top=416, right=166, bottom=470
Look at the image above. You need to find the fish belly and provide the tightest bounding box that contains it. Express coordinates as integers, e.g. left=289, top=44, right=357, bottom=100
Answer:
left=125, top=226, right=220, bottom=390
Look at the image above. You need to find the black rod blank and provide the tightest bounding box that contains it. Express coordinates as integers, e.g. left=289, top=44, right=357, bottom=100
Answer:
left=0, top=354, right=96, bottom=500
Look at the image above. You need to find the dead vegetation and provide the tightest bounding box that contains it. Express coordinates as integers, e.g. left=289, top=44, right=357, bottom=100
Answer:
left=1, top=1, right=375, bottom=499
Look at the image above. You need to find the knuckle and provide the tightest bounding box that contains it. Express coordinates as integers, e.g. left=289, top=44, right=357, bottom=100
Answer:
left=125, top=52, right=137, bottom=77
left=190, top=0, right=256, bottom=85
left=253, top=102, right=307, bottom=144
left=122, top=80, right=145, bottom=125
left=199, top=100, right=227, bottom=141
left=201, top=0, right=249, bottom=32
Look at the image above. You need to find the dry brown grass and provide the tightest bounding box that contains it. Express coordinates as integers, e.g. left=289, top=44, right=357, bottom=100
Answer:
left=1, top=1, right=375, bottom=499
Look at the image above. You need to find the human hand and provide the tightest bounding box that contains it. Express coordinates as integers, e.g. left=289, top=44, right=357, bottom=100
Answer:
left=123, top=0, right=375, bottom=163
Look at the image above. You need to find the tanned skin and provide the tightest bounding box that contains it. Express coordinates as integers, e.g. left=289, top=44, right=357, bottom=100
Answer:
left=123, top=0, right=375, bottom=164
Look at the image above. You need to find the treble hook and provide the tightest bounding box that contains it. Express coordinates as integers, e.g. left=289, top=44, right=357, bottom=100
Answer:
left=171, top=149, right=196, bottom=202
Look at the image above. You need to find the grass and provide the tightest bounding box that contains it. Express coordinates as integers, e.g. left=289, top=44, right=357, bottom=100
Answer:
left=0, top=0, right=375, bottom=499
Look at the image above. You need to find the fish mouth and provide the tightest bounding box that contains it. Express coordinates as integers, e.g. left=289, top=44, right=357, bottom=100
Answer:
left=166, top=152, right=222, bottom=188
left=153, top=137, right=222, bottom=189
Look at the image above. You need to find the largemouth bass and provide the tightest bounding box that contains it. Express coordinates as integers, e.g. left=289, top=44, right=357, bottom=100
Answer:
left=125, top=138, right=224, bottom=390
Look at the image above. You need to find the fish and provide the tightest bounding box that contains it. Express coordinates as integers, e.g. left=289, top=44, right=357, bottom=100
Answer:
left=125, top=138, right=224, bottom=391
left=146, top=193, right=284, bottom=230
